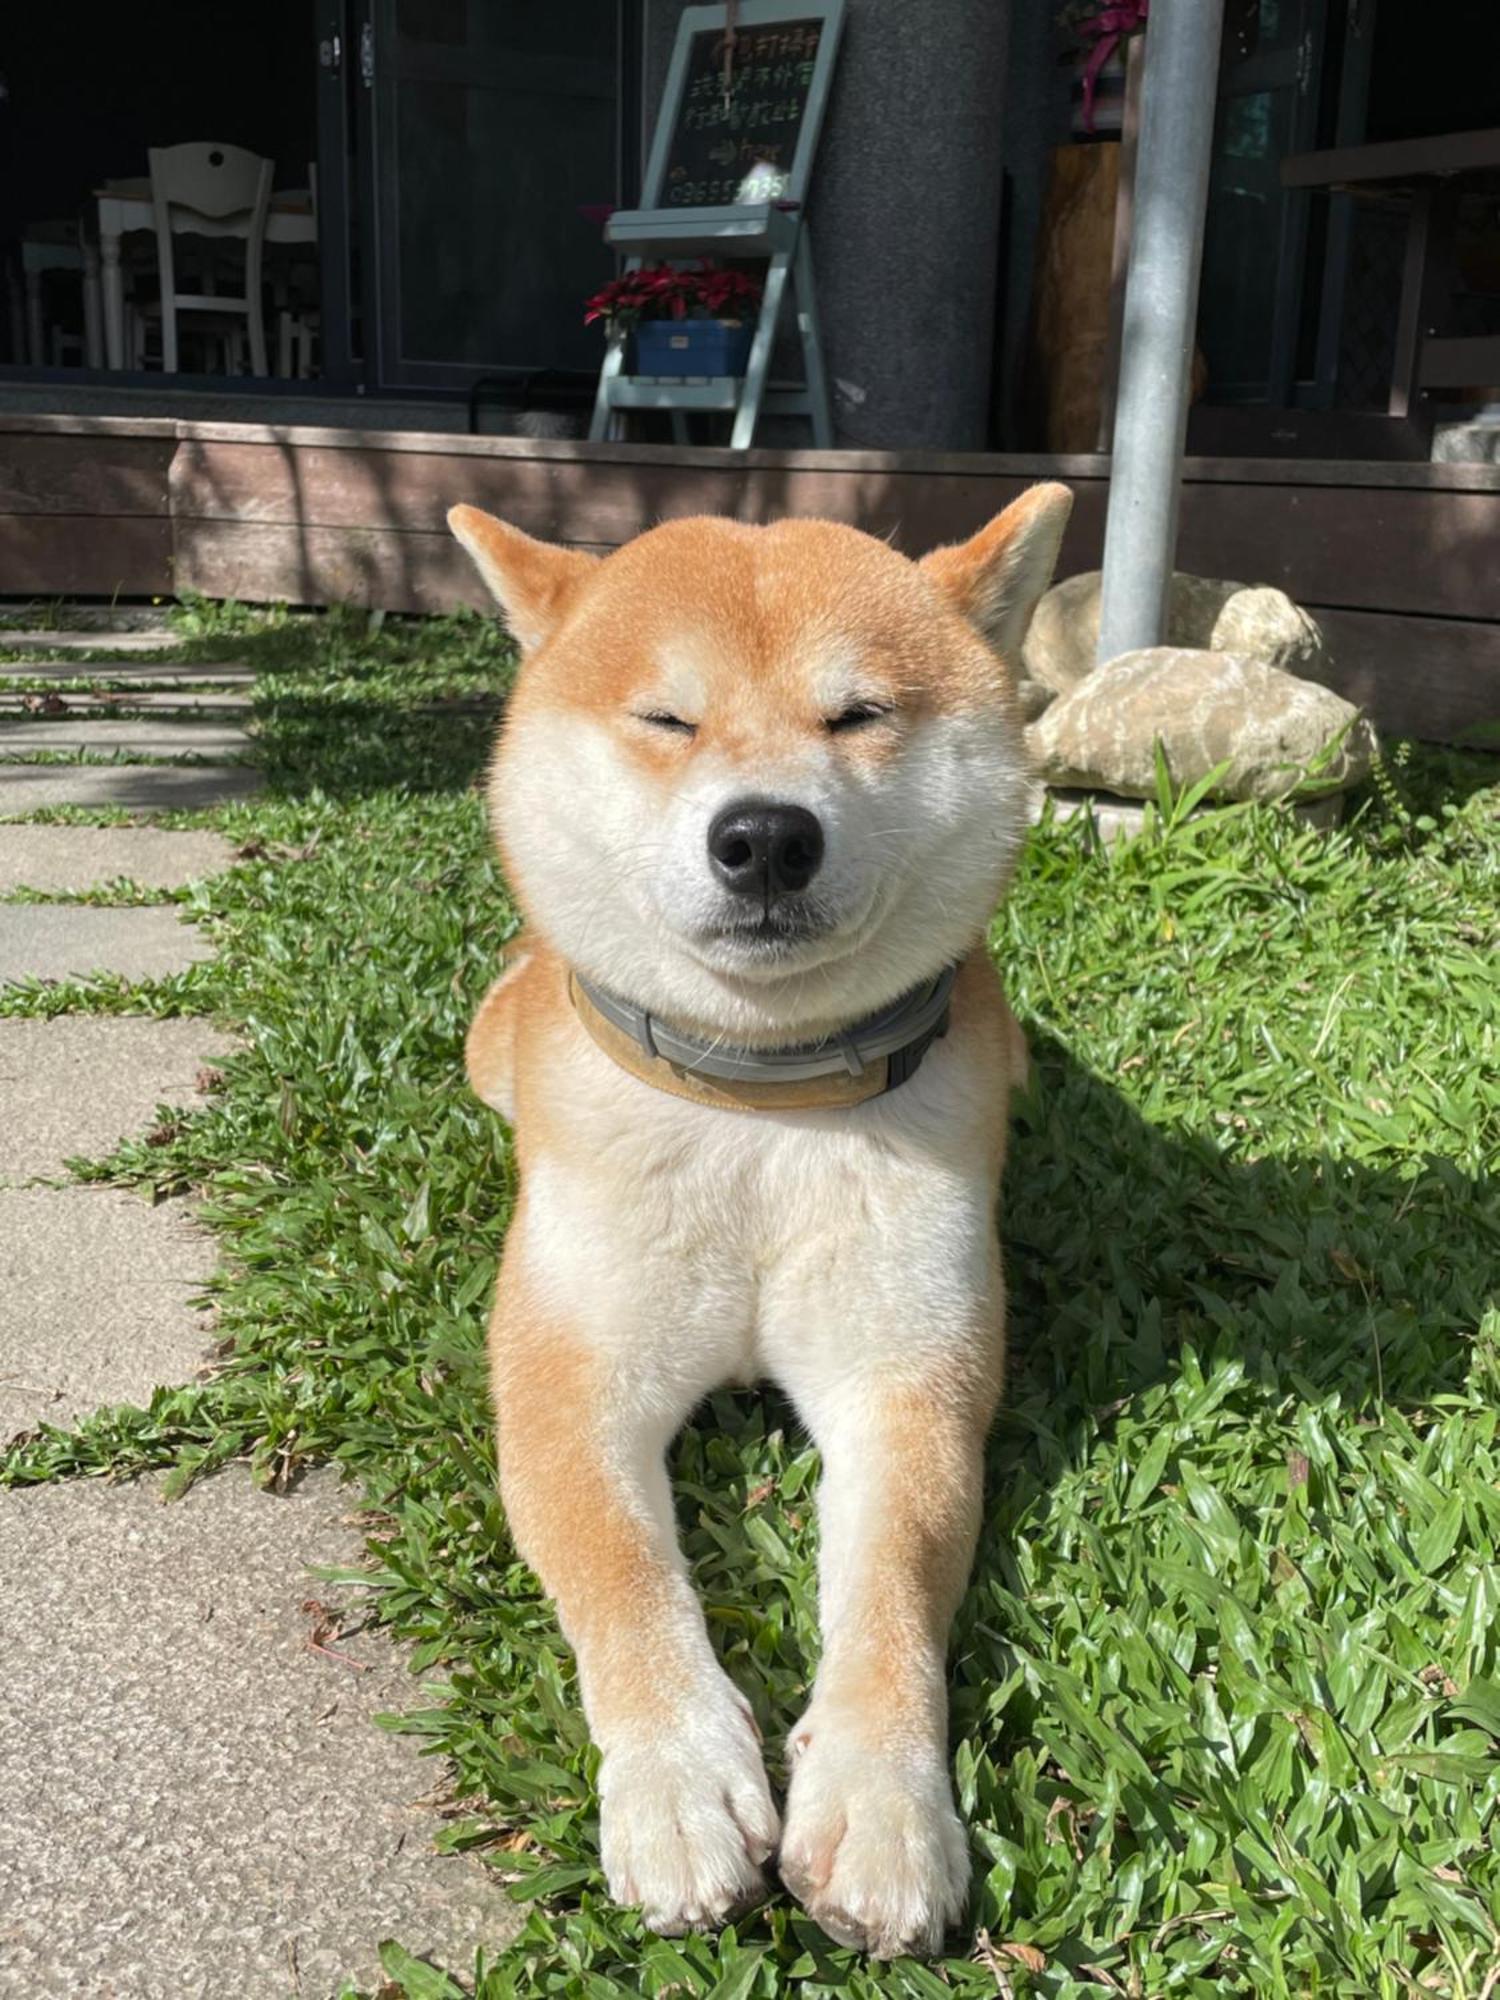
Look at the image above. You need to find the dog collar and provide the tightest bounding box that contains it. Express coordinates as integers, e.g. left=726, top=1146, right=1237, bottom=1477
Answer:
left=568, top=963, right=958, bottom=1113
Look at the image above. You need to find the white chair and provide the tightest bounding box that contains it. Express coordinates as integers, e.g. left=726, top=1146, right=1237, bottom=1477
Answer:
left=146, top=143, right=273, bottom=375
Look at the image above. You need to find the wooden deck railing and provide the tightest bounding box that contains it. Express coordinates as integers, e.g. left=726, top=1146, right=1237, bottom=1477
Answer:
left=1, top=414, right=1497, bottom=744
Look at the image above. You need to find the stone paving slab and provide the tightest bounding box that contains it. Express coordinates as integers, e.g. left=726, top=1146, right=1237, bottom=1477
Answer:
left=0, top=1018, right=233, bottom=1183
left=0, top=630, right=196, bottom=654
left=0, top=661, right=256, bottom=684
left=0, top=606, right=176, bottom=634
left=0, top=827, right=236, bottom=894
left=0, top=691, right=253, bottom=714
left=0, top=1187, right=215, bottom=1430
left=0, top=763, right=264, bottom=813
left=0, top=1467, right=514, bottom=1998
left=0, top=905, right=215, bottom=985
left=0, top=719, right=253, bottom=757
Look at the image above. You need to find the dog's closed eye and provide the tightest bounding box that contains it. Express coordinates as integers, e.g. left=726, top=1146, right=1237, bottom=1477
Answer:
left=825, top=701, right=894, bottom=734
left=635, top=711, right=698, bottom=736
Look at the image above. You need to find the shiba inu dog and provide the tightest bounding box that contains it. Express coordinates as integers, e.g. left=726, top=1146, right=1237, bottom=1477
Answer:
left=449, top=485, right=1073, bottom=1959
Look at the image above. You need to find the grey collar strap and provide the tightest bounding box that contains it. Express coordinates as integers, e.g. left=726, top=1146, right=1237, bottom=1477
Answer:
left=572, top=963, right=958, bottom=1091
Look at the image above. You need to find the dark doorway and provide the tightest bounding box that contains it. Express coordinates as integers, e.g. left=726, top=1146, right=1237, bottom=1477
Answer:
left=1, top=0, right=317, bottom=373
left=355, top=0, right=633, bottom=391
left=1, top=0, right=638, bottom=401
left=1190, top=0, right=1500, bottom=456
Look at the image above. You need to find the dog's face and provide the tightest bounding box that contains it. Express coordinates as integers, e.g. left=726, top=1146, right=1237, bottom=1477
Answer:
left=451, top=493, right=1071, bottom=1041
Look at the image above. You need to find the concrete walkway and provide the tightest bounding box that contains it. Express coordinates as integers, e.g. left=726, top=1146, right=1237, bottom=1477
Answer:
left=0, top=1015, right=233, bottom=1183
left=0, top=826, right=236, bottom=894
left=0, top=629, right=514, bottom=1995
left=0, top=762, right=264, bottom=812
left=0, top=689, right=254, bottom=713
left=1, top=660, right=259, bottom=683
left=0, top=1470, right=511, bottom=1999
left=0, top=717, right=253, bottom=756
left=0, top=1186, right=217, bottom=1429
left=0, top=629, right=201, bottom=653
left=0, top=904, right=218, bottom=985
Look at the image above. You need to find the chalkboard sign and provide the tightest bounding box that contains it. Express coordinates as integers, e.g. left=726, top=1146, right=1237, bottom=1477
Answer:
left=595, top=0, right=842, bottom=447
left=661, top=18, right=825, bottom=208
left=642, top=0, right=844, bottom=214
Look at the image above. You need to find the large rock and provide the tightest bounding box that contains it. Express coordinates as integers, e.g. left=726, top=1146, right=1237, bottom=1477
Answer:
left=1027, top=647, right=1378, bottom=803
left=1023, top=571, right=1329, bottom=694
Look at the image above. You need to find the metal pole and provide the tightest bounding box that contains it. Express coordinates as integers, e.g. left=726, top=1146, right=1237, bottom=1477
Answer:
left=1096, top=0, right=1226, bottom=665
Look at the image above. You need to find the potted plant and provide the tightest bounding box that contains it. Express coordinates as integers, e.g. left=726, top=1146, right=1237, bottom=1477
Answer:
left=585, top=262, right=764, bottom=377
left=1058, top=0, right=1148, bottom=137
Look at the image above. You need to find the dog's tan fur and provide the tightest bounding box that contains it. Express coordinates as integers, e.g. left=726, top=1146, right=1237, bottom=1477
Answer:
left=449, top=489, right=1071, bottom=1957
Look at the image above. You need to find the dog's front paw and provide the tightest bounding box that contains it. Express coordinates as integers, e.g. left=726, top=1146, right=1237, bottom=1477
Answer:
left=778, top=1710, right=969, bottom=1959
left=598, top=1676, right=779, bottom=1935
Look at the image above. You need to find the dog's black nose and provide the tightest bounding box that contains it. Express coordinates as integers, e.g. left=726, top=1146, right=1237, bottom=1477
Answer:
left=707, top=802, right=825, bottom=898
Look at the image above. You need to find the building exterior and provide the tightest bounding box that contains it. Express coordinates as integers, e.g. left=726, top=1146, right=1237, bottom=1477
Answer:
left=0, top=0, right=1497, bottom=739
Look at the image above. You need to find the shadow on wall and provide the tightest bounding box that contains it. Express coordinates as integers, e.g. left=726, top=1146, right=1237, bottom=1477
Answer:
left=175, top=433, right=437, bottom=618
left=170, top=429, right=1083, bottom=619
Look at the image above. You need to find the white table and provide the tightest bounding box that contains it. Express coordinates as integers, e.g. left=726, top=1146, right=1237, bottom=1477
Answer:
left=94, top=180, right=317, bottom=371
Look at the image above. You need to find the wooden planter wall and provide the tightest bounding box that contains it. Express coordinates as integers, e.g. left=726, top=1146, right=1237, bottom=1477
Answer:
left=1, top=413, right=1497, bottom=744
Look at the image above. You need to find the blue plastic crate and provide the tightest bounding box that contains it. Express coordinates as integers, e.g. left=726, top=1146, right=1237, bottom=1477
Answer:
left=633, top=318, right=753, bottom=378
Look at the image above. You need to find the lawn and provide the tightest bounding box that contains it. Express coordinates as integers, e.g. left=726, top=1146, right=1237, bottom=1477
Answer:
left=4, top=602, right=1498, bottom=1999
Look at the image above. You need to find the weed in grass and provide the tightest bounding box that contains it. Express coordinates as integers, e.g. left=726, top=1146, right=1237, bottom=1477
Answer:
left=3, top=598, right=1497, bottom=1998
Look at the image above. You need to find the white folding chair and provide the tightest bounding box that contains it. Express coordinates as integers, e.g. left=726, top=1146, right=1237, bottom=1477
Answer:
left=146, top=143, right=273, bottom=376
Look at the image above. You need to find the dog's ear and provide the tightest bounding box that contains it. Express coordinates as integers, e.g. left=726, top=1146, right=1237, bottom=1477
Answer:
left=448, top=506, right=599, bottom=655
left=920, top=483, right=1074, bottom=664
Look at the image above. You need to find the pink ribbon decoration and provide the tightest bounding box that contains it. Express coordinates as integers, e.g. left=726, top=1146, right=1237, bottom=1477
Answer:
left=1078, top=0, right=1149, bottom=132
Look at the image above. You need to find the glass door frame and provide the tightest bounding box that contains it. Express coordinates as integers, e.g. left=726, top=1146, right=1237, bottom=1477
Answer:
left=312, top=0, right=361, bottom=388
left=1201, top=0, right=1327, bottom=407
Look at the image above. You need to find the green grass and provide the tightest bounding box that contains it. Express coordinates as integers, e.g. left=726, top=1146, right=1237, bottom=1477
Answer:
left=3, top=602, right=1498, bottom=1999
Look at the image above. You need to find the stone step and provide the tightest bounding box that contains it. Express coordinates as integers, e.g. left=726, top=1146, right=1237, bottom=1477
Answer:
left=0, top=691, right=253, bottom=715
left=0, top=661, right=256, bottom=685
left=0, top=719, right=254, bottom=758
left=0, top=629, right=193, bottom=654
left=0, top=904, right=215, bottom=986
left=0, top=605, right=177, bottom=634
left=0, top=763, right=264, bottom=814
left=0, top=1468, right=511, bottom=1993
left=0, top=1186, right=214, bottom=1429
left=0, top=826, right=237, bottom=895
left=0, top=1016, right=233, bottom=1183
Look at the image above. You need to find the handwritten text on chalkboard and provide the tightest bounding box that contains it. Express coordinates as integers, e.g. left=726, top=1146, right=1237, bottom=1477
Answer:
left=662, top=19, right=823, bottom=207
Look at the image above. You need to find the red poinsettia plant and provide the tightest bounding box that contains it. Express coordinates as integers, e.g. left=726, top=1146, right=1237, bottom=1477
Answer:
left=1060, top=0, right=1148, bottom=131
left=584, top=261, right=763, bottom=334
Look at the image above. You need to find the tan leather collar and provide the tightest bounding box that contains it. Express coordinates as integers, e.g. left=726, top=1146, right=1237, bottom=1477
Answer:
left=569, top=971, right=915, bottom=1113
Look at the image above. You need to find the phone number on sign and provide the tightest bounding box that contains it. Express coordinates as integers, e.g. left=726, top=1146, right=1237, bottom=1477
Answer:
left=667, top=172, right=790, bottom=204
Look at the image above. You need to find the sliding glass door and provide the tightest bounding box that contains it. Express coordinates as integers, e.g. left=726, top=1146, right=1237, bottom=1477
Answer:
left=354, top=0, right=631, bottom=389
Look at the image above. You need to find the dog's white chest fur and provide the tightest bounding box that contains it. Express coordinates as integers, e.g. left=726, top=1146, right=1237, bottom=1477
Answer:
left=521, top=1014, right=1002, bottom=1402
